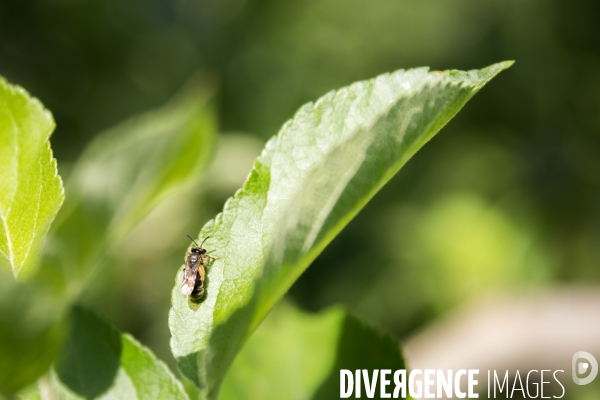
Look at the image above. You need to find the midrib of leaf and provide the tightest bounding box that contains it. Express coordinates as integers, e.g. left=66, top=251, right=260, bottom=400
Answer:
left=254, top=70, right=495, bottom=326
left=169, top=62, right=513, bottom=399
left=0, top=216, right=13, bottom=270
left=242, top=69, right=495, bottom=333
left=0, top=92, right=20, bottom=271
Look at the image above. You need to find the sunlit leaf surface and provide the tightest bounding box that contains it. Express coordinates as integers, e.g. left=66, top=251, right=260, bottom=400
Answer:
left=0, top=77, right=64, bottom=279
left=220, top=303, right=405, bottom=400
left=169, top=62, right=512, bottom=399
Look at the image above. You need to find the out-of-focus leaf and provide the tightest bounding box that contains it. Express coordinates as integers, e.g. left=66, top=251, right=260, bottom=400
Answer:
left=219, top=303, right=405, bottom=400
left=15, top=382, right=41, bottom=400
left=0, top=77, right=64, bottom=279
left=169, top=62, right=512, bottom=399
left=40, top=74, right=218, bottom=298
left=0, top=270, right=65, bottom=396
left=40, top=306, right=189, bottom=400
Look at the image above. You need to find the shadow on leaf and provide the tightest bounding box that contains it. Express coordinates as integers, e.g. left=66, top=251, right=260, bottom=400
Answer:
left=56, top=306, right=121, bottom=399
left=312, top=313, right=406, bottom=399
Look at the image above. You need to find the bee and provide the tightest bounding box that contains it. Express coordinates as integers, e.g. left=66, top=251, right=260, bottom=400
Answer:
left=182, top=235, right=216, bottom=300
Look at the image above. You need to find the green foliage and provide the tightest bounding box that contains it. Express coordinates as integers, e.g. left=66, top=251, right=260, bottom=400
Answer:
left=0, top=78, right=64, bottom=279
left=219, top=303, right=405, bottom=400
left=0, top=73, right=218, bottom=396
left=0, top=78, right=65, bottom=396
left=169, top=62, right=512, bottom=399
left=39, top=75, right=217, bottom=298
left=1, top=61, right=510, bottom=399
left=0, top=270, right=65, bottom=395
left=3, top=0, right=598, bottom=398
left=47, top=307, right=188, bottom=400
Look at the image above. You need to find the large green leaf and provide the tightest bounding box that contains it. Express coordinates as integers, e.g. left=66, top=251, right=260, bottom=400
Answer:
left=40, top=75, right=217, bottom=298
left=169, top=62, right=513, bottom=399
left=42, top=306, right=189, bottom=400
left=0, top=77, right=64, bottom=279
left=219, top=303, right=405, bottom=400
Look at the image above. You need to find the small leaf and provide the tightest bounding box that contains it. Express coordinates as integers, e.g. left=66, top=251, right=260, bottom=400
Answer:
left=0, top=77, right=64, bottom=279
left=219, top=303, right=405, bottom=400
left=46, top=306, right=188, bottom=400
left=168, top=62, right=513, bottom=399
left=40, top=75, right=217, bottom=297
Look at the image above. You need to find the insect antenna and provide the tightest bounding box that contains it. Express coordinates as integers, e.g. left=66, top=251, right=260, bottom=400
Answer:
left=187, top=235, right=200, bottom=247
left=200, top=236, right=211, bottom=247
left=187, top=235, right=212, bottom=248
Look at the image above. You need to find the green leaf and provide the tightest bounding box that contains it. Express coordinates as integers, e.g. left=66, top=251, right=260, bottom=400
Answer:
left=40, top=75, right=217, bottom=297
left=0, top=77, right=64, bottom=279
left=219, top=303, right=405, bottom=400
left=169, top=62, right=513, bottom=398
left=0, top=269, right=65, bottom=396
left=44, top=306, right=189, bottom=400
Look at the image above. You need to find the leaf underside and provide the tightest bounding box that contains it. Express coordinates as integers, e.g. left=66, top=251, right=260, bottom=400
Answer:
left=168, top=61, right=513, bottom=399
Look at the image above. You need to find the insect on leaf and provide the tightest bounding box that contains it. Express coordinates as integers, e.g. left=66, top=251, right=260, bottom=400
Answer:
left=169, top=62, right=513, bottom=399
left=40, top=74, right=217, bottom=298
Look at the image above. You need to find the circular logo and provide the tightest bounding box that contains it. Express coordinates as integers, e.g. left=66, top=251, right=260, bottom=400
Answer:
left=572, top=351, right=598, bottom=385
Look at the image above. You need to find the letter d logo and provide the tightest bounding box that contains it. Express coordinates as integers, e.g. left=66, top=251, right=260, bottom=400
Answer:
left=572, top=351, right=598, bottom=385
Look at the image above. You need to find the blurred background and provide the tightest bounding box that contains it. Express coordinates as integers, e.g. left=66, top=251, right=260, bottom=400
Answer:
left=2, top=0, right=600, bottom=398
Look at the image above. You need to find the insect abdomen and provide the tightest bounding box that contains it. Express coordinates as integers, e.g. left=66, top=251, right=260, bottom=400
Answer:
left=191, top=281, right=204, bottom=299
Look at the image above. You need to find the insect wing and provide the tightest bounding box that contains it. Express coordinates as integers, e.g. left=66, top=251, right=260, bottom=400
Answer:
left=181, top=266, right=198, bottom=296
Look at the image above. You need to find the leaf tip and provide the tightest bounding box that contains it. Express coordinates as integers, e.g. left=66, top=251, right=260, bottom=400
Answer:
left=476, top=60, right=515, bottom=82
